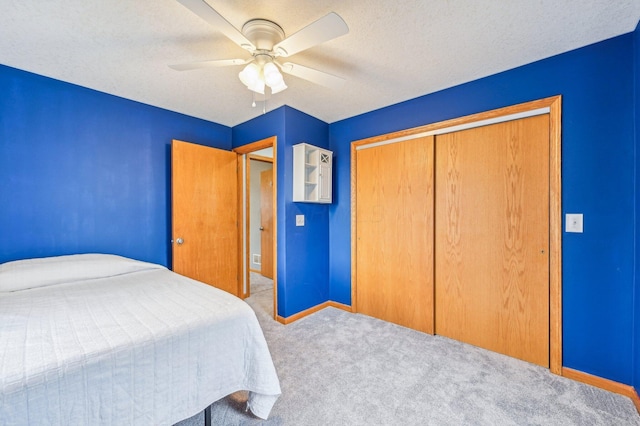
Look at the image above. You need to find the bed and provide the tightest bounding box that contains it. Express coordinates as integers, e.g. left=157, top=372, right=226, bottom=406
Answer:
left=0, top=253, right=281, bottom=425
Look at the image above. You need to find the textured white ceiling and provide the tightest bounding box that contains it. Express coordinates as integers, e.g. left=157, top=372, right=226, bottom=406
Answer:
left=0, top=1, right=638, bottom=126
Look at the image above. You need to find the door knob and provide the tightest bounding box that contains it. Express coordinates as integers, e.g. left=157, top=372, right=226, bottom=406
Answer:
left=259, top=227, right=264, bottom=231
left=176, top=238, right=184, bottom=245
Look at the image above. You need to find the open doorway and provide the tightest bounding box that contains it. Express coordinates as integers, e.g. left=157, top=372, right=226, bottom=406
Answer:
left=248, top=153, right=273, bottom=289
left=233, top=137, right=277, bottom=320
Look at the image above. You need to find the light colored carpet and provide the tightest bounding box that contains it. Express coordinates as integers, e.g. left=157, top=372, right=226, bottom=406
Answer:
left=249, top=272, right=273, bottom=297
left=176, top=276, right=640, bottom=426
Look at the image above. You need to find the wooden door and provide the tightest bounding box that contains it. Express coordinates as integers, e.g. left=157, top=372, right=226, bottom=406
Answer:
left=260, top=169, right=274, bottom=279
left=355, top=136, right=435, bottom=334
left=435, top=115, right=550, bottom=367
left=172, top=140, right=239, bottom=296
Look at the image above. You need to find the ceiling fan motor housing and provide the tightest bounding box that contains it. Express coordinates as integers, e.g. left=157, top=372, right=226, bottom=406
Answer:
left=242, top=19, right=285, bottom=52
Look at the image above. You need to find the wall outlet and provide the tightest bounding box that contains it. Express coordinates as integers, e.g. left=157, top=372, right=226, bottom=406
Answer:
left=296, top=215, right=305, bottom=227
left=565, top=213, right=583, bottom=233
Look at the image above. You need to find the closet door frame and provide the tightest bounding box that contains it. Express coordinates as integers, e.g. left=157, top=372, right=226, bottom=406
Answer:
left=351, top=95, right=562, bottom=374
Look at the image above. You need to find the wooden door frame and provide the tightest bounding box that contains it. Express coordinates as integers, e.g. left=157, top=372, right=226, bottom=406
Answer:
left=351, top=96, right=562, bottom=374
left=246, top=154, right=273, bottom=294
left=233, top=136, right=278, bottom=320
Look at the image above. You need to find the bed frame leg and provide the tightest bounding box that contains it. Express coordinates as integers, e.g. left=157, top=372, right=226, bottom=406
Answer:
left=204, top=405, right=211, bottom=426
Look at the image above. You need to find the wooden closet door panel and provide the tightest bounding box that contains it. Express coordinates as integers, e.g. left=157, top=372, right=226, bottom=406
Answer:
left=435, top=115, right=550, bottom=366
left=356, top=136, right=435, bottom=334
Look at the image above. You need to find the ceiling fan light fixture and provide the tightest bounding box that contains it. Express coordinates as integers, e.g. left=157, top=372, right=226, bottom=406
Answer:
left=263, top=62, right=284, bottom=87
left=247, top=78, right=265, bottom=94
left=270, top=80, right=287, bottom=94
left=238, top=62, right=260, bottom=87
left=238, top=61, right=286, bottom=95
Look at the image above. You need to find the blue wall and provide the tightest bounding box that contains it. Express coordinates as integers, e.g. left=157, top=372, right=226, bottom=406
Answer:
left=0, top=64, right=231, bottom=267
left=233, top=108, right=288, bottom=315
left=281, top=107, right=331, bottom=316
left=2, top=24, right=639, bottom=389
left=233, top=106, right=330, bottom=318
left=634, top=21, right=640, bottom=391
left=329, top=34, right=637, bottom=385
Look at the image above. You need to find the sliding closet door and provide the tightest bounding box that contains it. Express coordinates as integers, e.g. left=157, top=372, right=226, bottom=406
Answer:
left=355, top=136, right=435, bottom=334
left=435, top=115, right=550, bottom=366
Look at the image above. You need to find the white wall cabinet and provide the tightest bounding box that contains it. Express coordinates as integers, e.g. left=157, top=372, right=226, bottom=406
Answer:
left=293, top=143, right=332, bottom=203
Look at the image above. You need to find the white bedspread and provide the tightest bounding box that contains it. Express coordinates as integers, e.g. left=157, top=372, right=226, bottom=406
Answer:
left=0, top=262, right=281, bottom=425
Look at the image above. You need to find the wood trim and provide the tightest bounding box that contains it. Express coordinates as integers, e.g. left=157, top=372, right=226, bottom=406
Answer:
left=271, top=139, right=278, bottom=321
left=326, top=301, right=353, bottom=312
left=235, top=136, right=278, bottom=319
left=562, top=368, right=639, bottom=407
left=351, top=96, right=563, bottom=373
left=248, top=154, right=273, bottom=163
left=352, top=96, right=561, bottom=148
left=243, top=155, right=251, bottom=299
left=233, top=136, right=275, bottom=155
left=276, top=301, right=353, bottom=325
left=249, top=268, right=261, bottom=273
left=236, top=155, right=244, bottom=298
left=244, top=154, right=274, bottom=299
left=350, top=142, right=358, bottom=311
left=548, top=96, right=562, bottom=374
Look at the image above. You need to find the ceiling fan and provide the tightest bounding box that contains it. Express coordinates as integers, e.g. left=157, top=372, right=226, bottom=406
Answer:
left=170, top=0, right=349, bottom=96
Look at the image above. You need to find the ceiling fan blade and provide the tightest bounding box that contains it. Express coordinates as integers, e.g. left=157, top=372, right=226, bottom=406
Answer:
left=280, top=62, right=345, bottom=89
left=169, top=58, right=250, bottom=71
left=273, top=12, right=348, bottom=57
left=177, top=0, right=255, bottom=51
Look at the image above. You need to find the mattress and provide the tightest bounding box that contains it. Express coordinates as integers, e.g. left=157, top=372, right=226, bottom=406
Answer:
left=0, top=254, right=281, bottom=425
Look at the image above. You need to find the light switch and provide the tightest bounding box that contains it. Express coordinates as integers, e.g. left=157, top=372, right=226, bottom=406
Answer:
left=296, top=215, right=305, bottom=227
left=565, top=213, right=583, bottom=233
